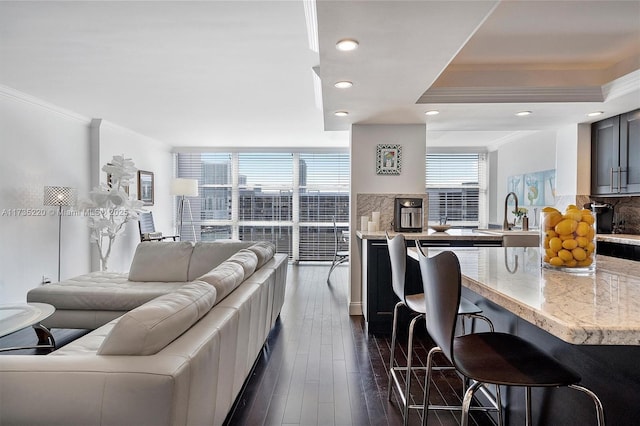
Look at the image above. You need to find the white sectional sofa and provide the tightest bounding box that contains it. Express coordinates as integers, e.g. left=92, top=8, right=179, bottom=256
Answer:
left=0, top=240, right=288, bottom=426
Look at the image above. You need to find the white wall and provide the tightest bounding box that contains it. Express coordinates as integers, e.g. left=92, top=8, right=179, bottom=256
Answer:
left=493, top=131, right=556, bottom=226
left=0, top=90, right=92, bottom=302
left=0, top=87, right=173, bottom=302
left=349, top=124, right=426, bottom=315
left=555, top=123, right=592, bottom=197
left=92, top=120, right=173, bottom=272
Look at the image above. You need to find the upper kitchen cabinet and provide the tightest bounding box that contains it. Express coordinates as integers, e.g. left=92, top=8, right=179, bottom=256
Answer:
left=591, top=109, right=640, bottom=196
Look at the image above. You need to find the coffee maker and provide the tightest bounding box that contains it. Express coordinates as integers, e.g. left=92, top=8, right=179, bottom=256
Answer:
left=393, top=198, right=423, bottom=232
left=587, top=203, right=614, bottom=234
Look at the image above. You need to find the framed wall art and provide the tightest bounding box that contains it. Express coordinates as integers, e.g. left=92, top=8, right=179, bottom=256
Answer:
left=376, top=144, right=402, bottom=175
left=137, top=170, right=154, bottom=206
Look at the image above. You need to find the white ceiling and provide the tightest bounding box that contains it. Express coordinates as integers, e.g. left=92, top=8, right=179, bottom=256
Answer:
left=1, top=1, right=639, bottom=150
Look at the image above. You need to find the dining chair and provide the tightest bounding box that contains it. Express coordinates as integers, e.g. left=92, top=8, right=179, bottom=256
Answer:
left=417, top=250, right=605, bottom=426
left=327, top=216, right=349, bottom=283
left=386, top=233, right=493, bottom=426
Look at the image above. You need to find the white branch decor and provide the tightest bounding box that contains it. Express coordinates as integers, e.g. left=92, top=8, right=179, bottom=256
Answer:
left=81, top=155, right=144, bottom=271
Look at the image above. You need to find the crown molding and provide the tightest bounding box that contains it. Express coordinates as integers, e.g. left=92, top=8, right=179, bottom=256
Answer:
left=417, top=86, right=604, bottom=104
left=602, top=69, right=640, bottom=101
left=0, top=84, right=90, bottom=123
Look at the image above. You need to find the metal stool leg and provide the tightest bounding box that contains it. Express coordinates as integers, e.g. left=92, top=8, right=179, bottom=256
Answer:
left=569, top=384, right=606, bottom=426
left=388, top=301, right=403, bottom=401
left=403, top=314, right=422, bottom=426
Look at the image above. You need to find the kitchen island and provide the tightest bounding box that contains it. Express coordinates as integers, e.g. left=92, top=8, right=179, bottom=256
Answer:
left=357, top=229, right=504, bottom=333
left=408, top=246, right=640, bottom=425
left=356, top=229, right=537, bottom=333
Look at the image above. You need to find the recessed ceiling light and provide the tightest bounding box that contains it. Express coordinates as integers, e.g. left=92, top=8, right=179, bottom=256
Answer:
left=334, top=81, right=353, bottom=89
left=515, top=111, right=532, bottom=116
left=424, top=110, right=440, bottom=116
left=334, top=111, right=349, bottom=117
left=336, top=39, right=359, bottom=51
left=587, top=111, right=604, bottom=117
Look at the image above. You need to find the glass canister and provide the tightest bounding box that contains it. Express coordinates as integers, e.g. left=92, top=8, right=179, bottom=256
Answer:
left=540, top=205, right=596, bottom=273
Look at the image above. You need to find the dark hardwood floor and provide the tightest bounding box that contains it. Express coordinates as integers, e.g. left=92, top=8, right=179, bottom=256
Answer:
left=0, top=263, right=496, bottom=426
left=225, top=264, right=496, bottom=426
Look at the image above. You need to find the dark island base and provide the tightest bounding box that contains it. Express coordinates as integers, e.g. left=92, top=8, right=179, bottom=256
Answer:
left=463, top=287, right=640, bottom=426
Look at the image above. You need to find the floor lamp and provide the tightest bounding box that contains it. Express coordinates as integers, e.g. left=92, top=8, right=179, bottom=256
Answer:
left=43, top=186, right=76, bottom=282
left=171, top=178, right=198, bottom=241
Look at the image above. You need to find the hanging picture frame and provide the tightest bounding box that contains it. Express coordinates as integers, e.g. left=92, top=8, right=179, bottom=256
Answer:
left=376, top=144, right=402, bottom=175
left=137, top=170, right=154, bottom=206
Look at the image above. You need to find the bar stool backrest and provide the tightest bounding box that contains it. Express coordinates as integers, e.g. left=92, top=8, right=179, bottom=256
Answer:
left=386, top=232, right=407, bottom=303
left=416, top=248, right=461, bottom=363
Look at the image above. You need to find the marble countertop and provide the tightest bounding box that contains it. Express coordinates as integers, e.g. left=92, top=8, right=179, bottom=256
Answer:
left=597, top=234, right=640, bottom=246
left=408, top=246, right=640, bottom=345
left=356, top=229, right=503, bottom=241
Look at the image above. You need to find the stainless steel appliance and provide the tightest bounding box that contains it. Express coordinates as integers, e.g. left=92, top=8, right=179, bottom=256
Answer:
left=587, top=203, right=614, bottom=234
left=393, top=198, right=423, bottom=232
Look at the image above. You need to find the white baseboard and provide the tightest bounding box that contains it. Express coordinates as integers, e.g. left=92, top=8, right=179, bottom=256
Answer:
left=348, top=301, right=363, bottom=316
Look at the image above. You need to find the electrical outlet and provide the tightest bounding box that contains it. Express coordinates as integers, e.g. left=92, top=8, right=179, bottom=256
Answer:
left=42, top=276, right=51, bottom=285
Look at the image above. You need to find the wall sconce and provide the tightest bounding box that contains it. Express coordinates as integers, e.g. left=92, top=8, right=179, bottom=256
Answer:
left=43, top=186, right=76, bottom=281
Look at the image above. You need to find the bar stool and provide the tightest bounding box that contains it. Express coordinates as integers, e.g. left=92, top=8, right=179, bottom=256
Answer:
left=385, top=233, right=493, bottom=425
left=417, top=250, right=605, bottom=426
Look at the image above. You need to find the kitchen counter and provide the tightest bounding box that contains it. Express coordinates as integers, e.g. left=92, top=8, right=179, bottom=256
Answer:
left=408, top=246, right=640, bottom=345
left=597, top=233, right=640, bottom=246
left=356, top=228, right=502, bottom=241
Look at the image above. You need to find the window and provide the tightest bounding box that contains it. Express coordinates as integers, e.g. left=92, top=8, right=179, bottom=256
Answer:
left=426, top=152, right=487, bottom=228
left=175, top=150, right=350, bottom=261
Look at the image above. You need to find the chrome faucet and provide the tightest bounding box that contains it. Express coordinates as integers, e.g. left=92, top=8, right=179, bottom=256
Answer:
left=503, top=192, right=519, bottom=230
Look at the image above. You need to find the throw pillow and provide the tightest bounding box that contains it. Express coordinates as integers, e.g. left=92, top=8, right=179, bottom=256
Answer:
left=247, top=241, right=276, bottom=268
left=196, top=261, right=245, bottom=303
left=226, top=249, right=258, bottom=279
left=97, top=281, right=216, bottom=356
left=128, top=241, right=194, bottom=282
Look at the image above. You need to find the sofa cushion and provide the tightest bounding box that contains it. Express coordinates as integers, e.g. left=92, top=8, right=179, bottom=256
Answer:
left=247, top=241, right=276, bottom=268
left=27, top=271, right=187, bottom=311
left=97, top=281, right=217, bottom=356
left=128, top=241, right=194, bottom=282
left=226, top=249, right=258, bottom=279
left=187, top=240, right=254, bottom=281
left=197, top=261, right=245, bottom=303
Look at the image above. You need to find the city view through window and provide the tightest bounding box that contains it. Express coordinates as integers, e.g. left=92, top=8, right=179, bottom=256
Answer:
left=176, top=152, right=350, bottom=261
left=176, top=151, right=484, bottom=260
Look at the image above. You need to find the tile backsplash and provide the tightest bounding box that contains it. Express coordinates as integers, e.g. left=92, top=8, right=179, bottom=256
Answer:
left=587, top=195, right=640, bottom=234
left=356, top=193, right=428, bottom=232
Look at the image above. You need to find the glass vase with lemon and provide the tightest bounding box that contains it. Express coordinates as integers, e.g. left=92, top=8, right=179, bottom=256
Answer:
left=540, top=205, right=596, bottom=273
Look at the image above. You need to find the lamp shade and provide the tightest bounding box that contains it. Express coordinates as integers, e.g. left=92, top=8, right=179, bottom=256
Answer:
left=170, top=178, right=198, bottom=197
left=43, top=186, right=76, bottom=206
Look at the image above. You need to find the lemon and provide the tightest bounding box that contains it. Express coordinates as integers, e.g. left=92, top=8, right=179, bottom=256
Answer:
left=581, top=213, right=595, bottom=225
left=577, top=257, right=593, bottom=267
left=545, top=248, right=557, bottom=258
left=549, top=257, right=564, bottom=266
left=572, top=247, right=587, bottom=261
left=558, top=249, right=574, bottom=262
left=562, top=239, right=578, bottom=250
left=586, top=242, right=596, bottom=255
left=563, top=209, right=583, bottom=222
left=576, top=221, right=590, bottom=237
left=543, top=212, right=563, bottom=230
left=546, top=230, right=558, bottom=238
left=576, top=236, right=589, bottom=247
left=549, top=237, right=563, bottom=252
left=543, top=206, right=560, bottom=213
left=555, top=219, right=578, bottom=235
left=564, top=259, right=578, bottom=267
